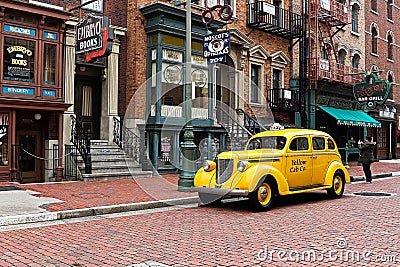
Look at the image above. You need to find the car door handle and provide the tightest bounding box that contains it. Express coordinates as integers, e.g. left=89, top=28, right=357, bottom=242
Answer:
left=310, top=155, right=317, bottom=158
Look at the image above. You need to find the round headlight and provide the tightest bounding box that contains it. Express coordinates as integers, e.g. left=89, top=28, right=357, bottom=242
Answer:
left=202, top=161, right=211, bottom=171
left=237, top=161, right=248, bottom=172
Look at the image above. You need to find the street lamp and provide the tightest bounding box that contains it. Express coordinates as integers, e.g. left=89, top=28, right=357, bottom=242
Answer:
left=178, top=0, right=197, bottom=191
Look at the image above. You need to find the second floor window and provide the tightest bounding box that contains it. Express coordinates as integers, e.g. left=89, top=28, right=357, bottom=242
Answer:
left=250, top=64, right=261, bottom=104
left=372, top=27, right=378, bottom=54
left=338, top=50, right=346, bottom=64
left=388, top=0, right=393, bottom=20
left=352, top=54, right=360, bottom=68
left=371, top=0, right=377, bottom=12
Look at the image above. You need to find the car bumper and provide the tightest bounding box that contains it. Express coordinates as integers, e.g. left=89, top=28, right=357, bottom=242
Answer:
left=190, top=186, right=249, bottom=197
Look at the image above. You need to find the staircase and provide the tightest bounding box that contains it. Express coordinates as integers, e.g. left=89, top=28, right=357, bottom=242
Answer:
left=77, top=140, right=152, bottom=182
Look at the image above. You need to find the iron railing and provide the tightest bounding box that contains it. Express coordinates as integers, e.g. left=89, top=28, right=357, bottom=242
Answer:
left=70, top=115, right=92, bottom=174
left=113, top=117, right=141, bottom=162
left=269, top=88, right=300, bottom=112
left=236, top=108, right=267, bottom=135
left=64, top=144, right=78, bottom=181
left=247, top=1, right=302, bottom=39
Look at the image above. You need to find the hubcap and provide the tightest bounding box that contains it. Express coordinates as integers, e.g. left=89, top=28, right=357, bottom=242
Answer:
left=334, top=176, right=342, bottom=194
left=258, top=184, right=271, bottom=205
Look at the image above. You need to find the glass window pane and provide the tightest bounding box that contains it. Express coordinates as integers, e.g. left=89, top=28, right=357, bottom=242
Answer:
left=3, top=37, right=35, bottom=83
left=43, top=43, right=56, bottom=85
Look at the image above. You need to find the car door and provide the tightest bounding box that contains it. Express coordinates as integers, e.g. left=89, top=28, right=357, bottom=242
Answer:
left=286, top=136, right=313, bottom=189
left=311, top=136, right=330, bottom=185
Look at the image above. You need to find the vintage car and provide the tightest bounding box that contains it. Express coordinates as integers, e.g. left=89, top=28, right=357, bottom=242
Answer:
left=192, top=129, right=350, bottom=211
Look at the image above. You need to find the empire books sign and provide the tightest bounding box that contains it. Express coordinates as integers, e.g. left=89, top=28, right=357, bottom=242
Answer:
left=75, top=13, right=114, bottom=62
left=353, top=73, right=391, bottom=110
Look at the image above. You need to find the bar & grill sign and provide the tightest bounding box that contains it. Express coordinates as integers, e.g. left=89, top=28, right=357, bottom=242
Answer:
left=353, top=72, right=391, bottom=110
left=75, top=13, right=113, bottom=62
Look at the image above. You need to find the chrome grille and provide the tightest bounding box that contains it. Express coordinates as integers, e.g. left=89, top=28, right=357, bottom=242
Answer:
left=217, top=159, right=234, bottom=184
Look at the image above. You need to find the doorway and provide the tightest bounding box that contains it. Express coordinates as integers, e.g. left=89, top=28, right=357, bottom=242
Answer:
left=74, top=76, right=102, bottom=139
left=18, top=131, right=42, bottom=183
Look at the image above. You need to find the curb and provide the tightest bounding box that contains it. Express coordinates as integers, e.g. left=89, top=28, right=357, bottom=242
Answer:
left=350, top=172, right=394, bottom=182
left=0, top=196, right=199, bottom=227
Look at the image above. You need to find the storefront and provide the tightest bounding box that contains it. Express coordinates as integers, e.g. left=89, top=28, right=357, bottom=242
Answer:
left=0, top=0, right=70, bottom=182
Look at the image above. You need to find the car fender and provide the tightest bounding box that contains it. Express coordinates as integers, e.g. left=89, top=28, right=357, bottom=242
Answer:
left=324, top=161, right=351, bottom=185
left=237, top=165, right=290, bottom=194
left=194, top=168, right=216, bottom=187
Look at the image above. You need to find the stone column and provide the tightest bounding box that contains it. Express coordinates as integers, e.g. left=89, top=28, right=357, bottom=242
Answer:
left=100, top=38, right=120, bottom=144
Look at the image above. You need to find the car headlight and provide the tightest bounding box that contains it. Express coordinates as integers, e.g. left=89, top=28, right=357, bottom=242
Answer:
left=237, top=161, right=249, bottom=172
left=202, top=160, right=216, bottom=172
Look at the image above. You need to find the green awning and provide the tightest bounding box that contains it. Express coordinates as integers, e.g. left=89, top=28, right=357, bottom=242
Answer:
left=319, top=106, right=381, bottom=127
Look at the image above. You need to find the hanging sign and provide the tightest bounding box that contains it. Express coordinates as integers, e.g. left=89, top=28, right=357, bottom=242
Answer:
left=353, top=73, right=391, bottom=110
left=203, top=31, right=230, bottom=64
left=75, top=13, right=114, bottom=62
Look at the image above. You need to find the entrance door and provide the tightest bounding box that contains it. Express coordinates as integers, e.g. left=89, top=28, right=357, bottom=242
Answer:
left=18, top=132, right=42, bottom=183
left=75, top=77, right=101, bottom=139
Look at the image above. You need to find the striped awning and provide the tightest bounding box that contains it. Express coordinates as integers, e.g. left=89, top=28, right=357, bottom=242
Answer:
left=319, top=106, right=381, bottom=127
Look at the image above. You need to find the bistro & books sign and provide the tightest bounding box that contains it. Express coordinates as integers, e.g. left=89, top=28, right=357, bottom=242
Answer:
left=353, top=72, right=391, bottom=110
left=75, top=13, right=114, bottom=62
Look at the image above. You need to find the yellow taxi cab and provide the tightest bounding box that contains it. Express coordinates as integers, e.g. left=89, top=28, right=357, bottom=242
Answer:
left=192, top=128, right=350, bottom=211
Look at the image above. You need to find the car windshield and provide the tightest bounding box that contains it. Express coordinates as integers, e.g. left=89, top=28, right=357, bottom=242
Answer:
left=247, top=136, right=287, bottom=150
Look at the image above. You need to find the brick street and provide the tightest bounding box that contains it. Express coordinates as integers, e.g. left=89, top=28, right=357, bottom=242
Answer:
left=0, top=177, right=399, bottom=266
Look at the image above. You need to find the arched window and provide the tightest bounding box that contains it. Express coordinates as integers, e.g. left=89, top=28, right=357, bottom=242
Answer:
left=388, top=0, right=393, bottom=20
left=352, top=54, right=360, bottom=68
left=338, top=49, right=346, bottom=64
left=388, top=73, right=393, bottom=83
left=388, top=34, right=393, bottom=60
left=351, top=5, right=359, bottom=32
left=372, top=27, right=378, bottom=54
left=371, top=0, right=377, bottom=12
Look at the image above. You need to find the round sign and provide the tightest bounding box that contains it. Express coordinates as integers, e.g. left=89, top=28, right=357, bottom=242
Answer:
left=192, top=69, right=207, bottom=88
left=164, top=65, right=182, bottom=84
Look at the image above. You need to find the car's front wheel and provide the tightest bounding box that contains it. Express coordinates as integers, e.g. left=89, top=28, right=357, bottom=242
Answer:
left=249, top=180, right=276, bottom=211
left=198, top=193, right=221, bottom=206
left=327, top=172, right=345, bottom=198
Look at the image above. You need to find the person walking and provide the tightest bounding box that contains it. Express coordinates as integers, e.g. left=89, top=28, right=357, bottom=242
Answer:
left=358, top=136, right=376, bottom=183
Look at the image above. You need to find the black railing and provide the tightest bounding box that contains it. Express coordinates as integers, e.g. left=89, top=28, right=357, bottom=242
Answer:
left=64, top=144, right=78, bottom=181
left=247, top=1, right=302, bottom=39
left=236, top=108, right=267, bottom=135
left=216, top=106, right=253, bottom=151
left=269, top=88, right=300, bottom=112
left=70, top=115, right=92, bottom=174
left=113, top=117, right=141, bottom=162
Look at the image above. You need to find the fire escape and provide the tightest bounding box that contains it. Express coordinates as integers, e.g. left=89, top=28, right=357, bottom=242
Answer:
left=307, top=0, right=363, bottom=91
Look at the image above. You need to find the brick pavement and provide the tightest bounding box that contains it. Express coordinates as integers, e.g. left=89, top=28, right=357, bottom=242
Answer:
left=0, top=176, right=398, bottom=266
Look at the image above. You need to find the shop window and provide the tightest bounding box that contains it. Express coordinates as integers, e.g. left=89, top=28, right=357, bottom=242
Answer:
left=0, top=113, right=9, bottom=166
left=4, top=10, right=36, bottom=24
left=3, top=37, right=35, bottom=83
left=162, top=34, right=184, bottom=48
left=371, top=27, right=378, bottom=54
left=43, top=43, right=56, bottom=85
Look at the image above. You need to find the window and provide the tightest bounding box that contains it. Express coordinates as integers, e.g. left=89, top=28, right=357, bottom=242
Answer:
left=0, top=113, right=9, bottom=166
left=289, top=137, right=309, bottom=151
left=338, top=50, right=346, bottom=64
left=387, top=35, right=393, bottom=60
left=43, top=43, right=56, bottom=85
left=328, top=139, right=336, bottom=150
left=82, top=86, right=92, bottom=116
left=388, top=0, right=393, bottom=20
left=271, top=69, right=282, bottom=104
left=250, top=64, right=261, bottom=103
left=371, top=0, right=377, bottom=12
left=371, top=27, right=378, bottom=54
left=352, top=54, right=360, bottom=68
left=3, top=37, right=35, bottom=83
left=247, top=136, right=287, bottom=150
left=312, top=137, right=325, bottom=150
left=351, top=5, right=359, bottom=32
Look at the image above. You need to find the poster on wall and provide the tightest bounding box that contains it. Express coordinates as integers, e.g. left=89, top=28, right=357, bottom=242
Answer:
left=3, top=37, right=35, bottom=83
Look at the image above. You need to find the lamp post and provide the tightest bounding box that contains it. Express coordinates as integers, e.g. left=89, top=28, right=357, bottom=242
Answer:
left=178, top=0, right=197, bottom=191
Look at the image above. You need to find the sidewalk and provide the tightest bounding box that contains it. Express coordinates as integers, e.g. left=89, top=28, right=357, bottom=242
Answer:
left=1, top=159, right=400, bottom=227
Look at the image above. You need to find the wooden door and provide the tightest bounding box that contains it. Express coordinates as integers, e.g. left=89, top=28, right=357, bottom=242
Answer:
left=18, top=131, right=42, bottom=183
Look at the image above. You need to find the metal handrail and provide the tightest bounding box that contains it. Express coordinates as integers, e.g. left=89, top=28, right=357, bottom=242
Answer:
left=113, top=117, right=141, bottom=162
left=236, top=108, right=267, bottom=134
left=70, top=115, right=92, bottom=174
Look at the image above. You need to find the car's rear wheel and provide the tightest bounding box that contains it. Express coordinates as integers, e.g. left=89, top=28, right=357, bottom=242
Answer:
left=249, top=180, right=276, bottom=211
left=327, top=172, right=345, bottom=198
left=198, top=193, right=221, bottom=206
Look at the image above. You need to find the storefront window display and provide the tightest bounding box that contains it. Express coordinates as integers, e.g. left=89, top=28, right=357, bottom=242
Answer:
left=3, top=37, right=35, bottom=83
left=43, top=43, right=56, bottom=85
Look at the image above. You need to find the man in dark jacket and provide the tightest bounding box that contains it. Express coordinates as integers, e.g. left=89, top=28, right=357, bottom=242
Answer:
left=358, top=136, right=376, bottom=183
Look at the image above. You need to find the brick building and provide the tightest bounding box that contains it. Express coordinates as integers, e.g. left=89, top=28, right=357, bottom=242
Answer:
left=125, top=0, right=301, bottom=174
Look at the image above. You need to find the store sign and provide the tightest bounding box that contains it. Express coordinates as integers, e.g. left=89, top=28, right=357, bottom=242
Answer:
left=81, top=0, right=103, bottom=13
left=2, top=86, right=34, bottom=95
left=44, top=32, right=57, bottom=40
left=203, top=31, right=230, bottom=64
left=4, top=24, right=36, bottom=36
left=3, top=41, right=35, bottom=83
left=75, top=13, right=114, bottom=62
left=43, top=90, right=56, bottom=97
left=353, top=73, right=391, bottom=110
